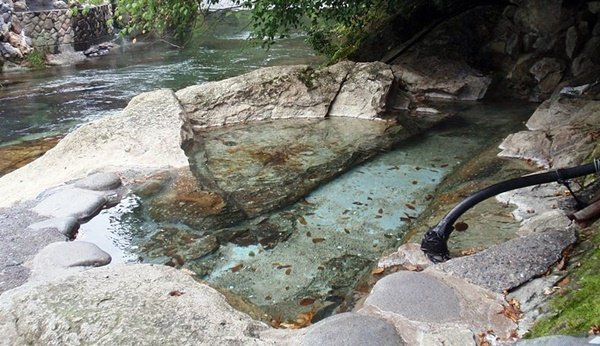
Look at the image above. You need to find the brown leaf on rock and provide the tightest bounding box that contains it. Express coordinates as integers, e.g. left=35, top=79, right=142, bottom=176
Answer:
left=169, top=290, right=185, bottom=297
left=499, top=299, right=522, bottom=322
left=371, top=267, right=384, bottom=275
left=454, top=221, right=468, bottom=232
left=298, top=216, right=307, bottom=225
left=299, top=297, right=316, bottom=306
left=230, top=263, right=244, bottom=272
left=312, top=237, right=325, bottom=244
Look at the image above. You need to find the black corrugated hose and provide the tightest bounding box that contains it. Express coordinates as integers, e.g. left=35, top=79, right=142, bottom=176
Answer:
left=421, top=159, right=600, bottom=263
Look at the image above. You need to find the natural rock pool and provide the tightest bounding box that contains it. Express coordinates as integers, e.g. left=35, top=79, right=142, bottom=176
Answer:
left=77, top=100, right=534, bottom=324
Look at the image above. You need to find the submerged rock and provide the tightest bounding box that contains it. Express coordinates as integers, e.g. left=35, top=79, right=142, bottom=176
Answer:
left=184, top=117, right=406, bottom=219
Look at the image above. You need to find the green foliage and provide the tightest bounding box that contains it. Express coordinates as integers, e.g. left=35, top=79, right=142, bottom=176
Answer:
left=25, top=49, right=46, bottom=69
left=527, top=224, right=600, bottom=337
left=114, top=0, right=212, bottom=39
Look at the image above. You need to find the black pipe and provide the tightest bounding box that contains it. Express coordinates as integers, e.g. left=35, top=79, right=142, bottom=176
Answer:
left=421, top=159, right=600, bottom=263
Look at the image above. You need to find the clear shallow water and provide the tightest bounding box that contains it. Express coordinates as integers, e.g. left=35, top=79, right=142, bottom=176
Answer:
left=77, top=100, right=535, bottom=323
left=0, top=12, right=320, bottom=146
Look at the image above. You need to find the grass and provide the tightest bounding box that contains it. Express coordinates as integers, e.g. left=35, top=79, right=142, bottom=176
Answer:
left=25, top=49, right=46, bottom=69
left=527, top=222, right=600, bottom=337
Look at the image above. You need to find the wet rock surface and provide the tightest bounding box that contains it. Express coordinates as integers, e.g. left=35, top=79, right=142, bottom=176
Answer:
left=185, top=117, right=406, bottom=219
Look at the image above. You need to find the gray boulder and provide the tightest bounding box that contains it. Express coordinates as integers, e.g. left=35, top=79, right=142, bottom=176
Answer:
left=392, top=56, right=491, bottom=101
left=0, top=264, right=276, bottom=345
left=176, top=61, right=394, bottom=132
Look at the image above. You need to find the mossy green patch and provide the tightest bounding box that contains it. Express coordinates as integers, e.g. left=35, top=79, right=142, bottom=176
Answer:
left=528, top=223, right=600, bottom=337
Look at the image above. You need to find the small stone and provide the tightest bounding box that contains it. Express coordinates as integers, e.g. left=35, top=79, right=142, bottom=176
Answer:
left=588, top=1, right=600, bottom=14
left=301, top=313, right=406, bottom=346
left=29, top=216, right=79, bottom=237
left=73, top=173, right=122, bottom=191
left=31, top=241, right=111, bottom=281
left=33, top=188, right=107, bottom=220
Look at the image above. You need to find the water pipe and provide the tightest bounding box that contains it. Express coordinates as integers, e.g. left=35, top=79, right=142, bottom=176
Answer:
left=421, top=159, right=600, bottom=263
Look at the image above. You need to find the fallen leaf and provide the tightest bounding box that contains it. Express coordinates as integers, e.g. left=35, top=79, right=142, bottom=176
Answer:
left=265, top=295, right=272, bottom=300
left=499, top=299, right=522, bottom=322
left=557, top=276, right=571, bottom=287
left=403, top=264, right=423, bottom=272
left=400, top=217, right=412, bottom=222
left=312, top=237, right=325, bottom=244
left=231, top=263, right=244, bottom=273
left=298, top=216, right=307, bottom=225
left=169, top=290, right=184, bottom=297
left=343, top=228, right=351, bottom=234
left=306, top=231, right=312, bottom=237
left=378, top=208, right=383, bottom=214
left=371, top=267, right=384, bottom=275
left=440, top=163, right=449, bottom=167
left=454, top=222, right=468, bottom=232
left=285, top=268, right=292, bottom=275
left=412, top=180, right=418, bottom=185
left=299, top=297, right=316, bottom=306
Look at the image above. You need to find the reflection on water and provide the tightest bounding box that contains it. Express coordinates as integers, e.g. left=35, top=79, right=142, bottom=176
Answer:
left=77, top=99, right=535, bottom=323
left=0, top=11, right=320, bottom=146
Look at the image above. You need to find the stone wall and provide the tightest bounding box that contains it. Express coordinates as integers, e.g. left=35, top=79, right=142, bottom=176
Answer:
left=0, top=0, right=113, bottom=64
left=486, top=0, right=600, bottom=101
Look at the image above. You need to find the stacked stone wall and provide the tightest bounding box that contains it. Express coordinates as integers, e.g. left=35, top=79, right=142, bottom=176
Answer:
left=13, top=3, right=113, bottom=54
left=1, top=0, right=112, bottom=64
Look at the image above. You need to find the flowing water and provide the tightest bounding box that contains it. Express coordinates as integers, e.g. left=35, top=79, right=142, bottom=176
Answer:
left=0, top=11, right=320, bottom=147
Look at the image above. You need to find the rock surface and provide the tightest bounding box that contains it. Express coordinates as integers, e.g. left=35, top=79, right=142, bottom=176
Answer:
left=30, top=241, right=111, bottom=282
left=0, top=264, right=276, bottom=346
left=300, top=313, right=406, bottom=346
left=499, top=95, right=600, bottom=168
left=0, top=89, right=188, bottom=208
left=433, top=229, right=576, bottom=292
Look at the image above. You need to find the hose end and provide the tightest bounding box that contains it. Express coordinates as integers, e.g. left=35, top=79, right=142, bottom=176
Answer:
left=421, top=225, right=451, bottom=263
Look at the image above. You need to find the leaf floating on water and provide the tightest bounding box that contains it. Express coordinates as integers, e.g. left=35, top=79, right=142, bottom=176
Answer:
left=297, top=216, right=307, bottom=225
left=265, top=295, right=272, bottom=301
left=353, top=201, right=364, bottom=206
left=412, top=180, right=418, bottom=185
left=285, top=268, right=292, bottom=275
left=371, top=267, right=384, bottom=275
left=440, top=163, right=449, bottom=168
left=169, top=290, right=184, bottom=297
left=342, top=209, right=351, bottom=215
left=405, top=203, right=416, bottom=210
left=378, top=208, right=383, bottom=214
left=299, top=297, right=316, bottom=306
left=231, top=263, right=244, bottom=273
left=400, top=217, right=411, bottom=222
left=375, top=215, right=382, bottom=219
left=306, top=231, right=312, bottom=237
left=312, top=237, right=325, bottom=244
left=343, top=228, right=350, bottom=234
left=454, top=222, right=469, bottom=232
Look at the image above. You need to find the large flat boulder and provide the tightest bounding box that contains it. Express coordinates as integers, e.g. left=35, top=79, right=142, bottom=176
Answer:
left=176, top=61, right=395, bottom=134
left=0, top=264, right=277, bottom=345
